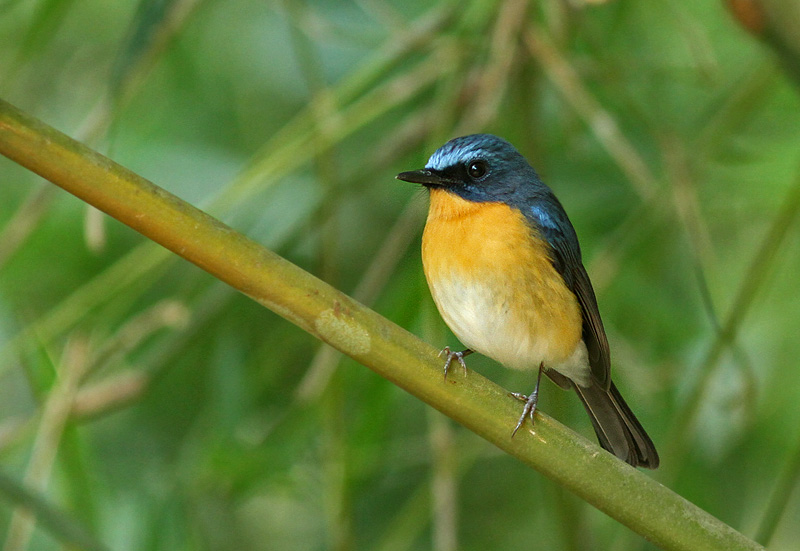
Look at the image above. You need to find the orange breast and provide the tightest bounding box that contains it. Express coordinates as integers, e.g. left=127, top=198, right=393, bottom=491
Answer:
left=422, top=189, right=586, bottom=378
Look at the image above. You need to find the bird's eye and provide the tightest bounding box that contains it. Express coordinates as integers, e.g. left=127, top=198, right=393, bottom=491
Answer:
left=467, top=160, right=488, bottom=179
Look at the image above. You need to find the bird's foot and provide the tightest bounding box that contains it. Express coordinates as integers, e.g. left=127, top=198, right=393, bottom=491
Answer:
left=511, top=391, right=539, bottom=437
left=439, top=347, right=472, bottom=380
left=510, top=363, right=544, bottom=437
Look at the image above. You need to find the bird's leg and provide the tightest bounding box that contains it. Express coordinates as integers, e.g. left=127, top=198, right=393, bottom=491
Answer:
left=511, top=362, right=544, bottom=437
left=439, top=347, right=472, bottom=379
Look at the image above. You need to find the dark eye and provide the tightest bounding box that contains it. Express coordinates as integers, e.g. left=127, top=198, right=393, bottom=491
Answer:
left=467, top=160, right=488, bottom=179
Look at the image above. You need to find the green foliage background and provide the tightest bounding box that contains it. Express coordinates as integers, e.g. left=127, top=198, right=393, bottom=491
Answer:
left=1, top=0, right=800, bottom=549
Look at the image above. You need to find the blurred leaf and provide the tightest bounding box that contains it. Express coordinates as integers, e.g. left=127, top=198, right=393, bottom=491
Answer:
left=111, top=0, right=203, bottom=100
left=15, top=0, right=77, bottom=62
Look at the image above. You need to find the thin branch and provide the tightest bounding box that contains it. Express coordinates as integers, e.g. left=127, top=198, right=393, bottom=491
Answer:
left=295, top=198, right=426, bottom=402
left=524, top=26, right=659, bottom=201
left=0, top=470, right=108, bottom=551
left=665, top=165, right=800, bottom=456
left=754, top=427, right=800, bottom=545
left=4, top=337, right=89, bottom=551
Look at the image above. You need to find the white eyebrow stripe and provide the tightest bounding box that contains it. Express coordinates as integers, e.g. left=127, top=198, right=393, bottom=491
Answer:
left=425, top=143, right=484, bottom=171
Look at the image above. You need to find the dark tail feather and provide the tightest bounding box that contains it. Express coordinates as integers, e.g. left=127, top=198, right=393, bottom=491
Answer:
left=573, top=381, right=660, bottom=469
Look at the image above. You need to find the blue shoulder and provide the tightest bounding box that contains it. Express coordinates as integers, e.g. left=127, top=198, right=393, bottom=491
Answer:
left=522, top=198, right=582, bottom=286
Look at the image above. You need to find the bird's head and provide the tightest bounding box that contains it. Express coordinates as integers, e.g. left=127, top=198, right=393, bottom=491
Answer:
left=396, top=134, right=544, bottom=204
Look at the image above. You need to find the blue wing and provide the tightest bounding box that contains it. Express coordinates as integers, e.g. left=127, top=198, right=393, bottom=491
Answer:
left=526, top=199, right=610, bottom=389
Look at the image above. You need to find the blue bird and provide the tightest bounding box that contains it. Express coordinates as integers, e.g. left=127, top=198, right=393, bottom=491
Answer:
left=397, top=134, right=659, bottom=469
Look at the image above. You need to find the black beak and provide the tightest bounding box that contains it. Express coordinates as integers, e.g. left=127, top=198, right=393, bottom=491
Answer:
left=395, top=169, right=447, bottom=186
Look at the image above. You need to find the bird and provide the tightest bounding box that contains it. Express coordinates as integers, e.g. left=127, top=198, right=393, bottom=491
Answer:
left=396, top=134, right=659, bottom=469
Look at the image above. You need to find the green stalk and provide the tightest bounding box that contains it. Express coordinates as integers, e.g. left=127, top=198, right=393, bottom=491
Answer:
left=0, top=98, right=764, bottom=551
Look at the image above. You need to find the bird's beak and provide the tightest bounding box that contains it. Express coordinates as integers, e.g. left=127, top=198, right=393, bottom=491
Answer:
left=395, top=169, right=446, bottom=186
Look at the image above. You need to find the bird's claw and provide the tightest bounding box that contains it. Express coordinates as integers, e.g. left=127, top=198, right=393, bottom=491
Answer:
left=510, top=363, right=544, bottom=437
left=439, top=347, right=471, bottom=380
left=510, top=392, right=538, bottom=437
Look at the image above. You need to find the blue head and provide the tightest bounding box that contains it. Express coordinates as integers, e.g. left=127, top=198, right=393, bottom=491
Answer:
left=397, top=134, right=580, bottom=257
left=396, top=134, right=553, bottom=205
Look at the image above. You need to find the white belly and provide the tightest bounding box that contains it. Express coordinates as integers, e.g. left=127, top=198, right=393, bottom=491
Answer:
left=428, top=274, right=591, bottom=386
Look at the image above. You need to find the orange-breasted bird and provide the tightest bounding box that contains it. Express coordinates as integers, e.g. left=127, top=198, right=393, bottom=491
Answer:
left=397, top=134, right=659, bottom=469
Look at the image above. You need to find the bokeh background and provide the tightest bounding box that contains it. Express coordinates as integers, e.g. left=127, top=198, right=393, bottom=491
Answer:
left=2, top=0, right=800, bottom=549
